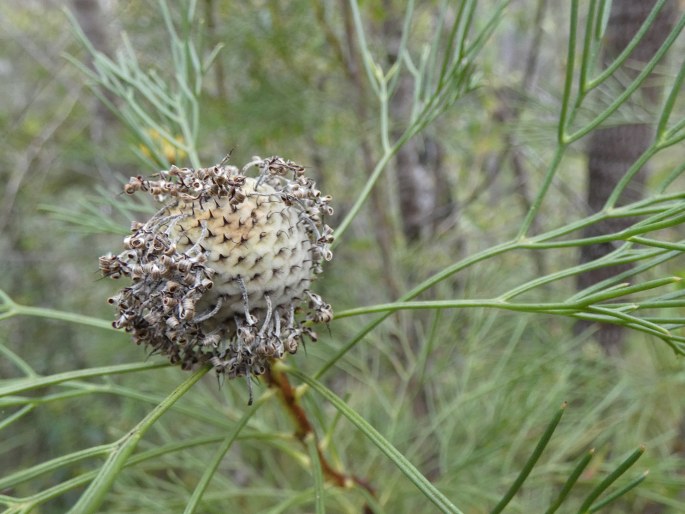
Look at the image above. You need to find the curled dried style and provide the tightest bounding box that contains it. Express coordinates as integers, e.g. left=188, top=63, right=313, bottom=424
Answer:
left=100, top=156, right=334, bottom=399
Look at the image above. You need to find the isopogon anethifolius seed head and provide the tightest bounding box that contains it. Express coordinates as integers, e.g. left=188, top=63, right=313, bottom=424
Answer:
left=100, top=156, right=334, bottom=394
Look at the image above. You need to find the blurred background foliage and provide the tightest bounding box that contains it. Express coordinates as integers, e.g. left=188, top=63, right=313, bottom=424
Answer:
left=1, top=0, right=685, bottom=512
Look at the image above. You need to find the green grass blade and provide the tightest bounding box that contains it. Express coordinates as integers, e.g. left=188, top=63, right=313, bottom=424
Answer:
left=305, top=433, right=326, bottom=514
left=545, top=449, right=595, bottom=514
left=288, top=368, right=464, bottom=514
left=69, top=367, right=208, bottom=514
left=490, top=402, right=567, bottom=514
left=588, top=471, right=648, bottom=512
left=576, top=446, right=645, bottom=514
left=183, top=394, right=266, bottom=514
left=0, top=362, right=169, bottom=397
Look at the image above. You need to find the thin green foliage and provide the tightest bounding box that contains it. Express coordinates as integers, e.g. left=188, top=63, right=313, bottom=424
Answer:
left=287, top=367, right=464, bottom=514
left=63, top=0, right=221, bottom=169
left=69, top=367, right=209, bottom=514
left=304, top=433, right=326, bottom=514
left=39, top=185, right=155, bottom=236
left=334, top=0, right=508, bottom=243
left=490, top=403, right=567, bottom=514
left=2, top=0, right=685, bottom=512
left=576, top=446, right=646, bottom=513
left=0, top=287, right=116, bottom=331
left=183, top=394, right=269, bottom=514
left=546, top=449, right=596, bottom=514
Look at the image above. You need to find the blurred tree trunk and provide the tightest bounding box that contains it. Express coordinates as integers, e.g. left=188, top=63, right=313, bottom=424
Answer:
left=383, top=4, right=453, bottom=243
left=392, top=81, right=451, bottom=242
left=71, top=0, right=116, bottom=143
left=576, top=0, right=676, bottom=353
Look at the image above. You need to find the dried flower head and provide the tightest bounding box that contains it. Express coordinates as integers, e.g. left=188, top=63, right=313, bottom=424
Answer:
left=100, top=156, right=333, bottom=394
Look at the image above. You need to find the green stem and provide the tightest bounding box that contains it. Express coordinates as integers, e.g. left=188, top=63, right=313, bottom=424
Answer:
left=588, top=472, right=648, bottom=513
left=0, top=362, right=170, bottom=397
left=567, top=11, right=685, bottom=143
left=0, top=405, right=34, bottom=432
left=334, top=300, right=577, bottom=319
left=6, top=435, right=227, bottom=511
left=0, top=343, right=37, bottom=377
left=576, top=446, right=645, bottom=514
left=587, top=0, right=670, bottom=89
left=305, top=433, right=326, bottom=514
left=558, top=0, right=579, bottom=143
left=517, top=145, right=566, bottom=238
left=490, top=402, right=567, bottom=514
left=578, top=0, right=598, bottom=96
left=69, top=367, right=209, bottom=514
left=316, top=240, right=515, bottom=378
left=183, top=393, right=268, bottom=514
left=3, top=304, right=115, bottom=331
left=605, top=146, right=659, bottom=209
left=575, top=276, right=680, bottom=305
left=349, top=0, right=379, bottom=96
left=289, top=368, right=464, bottom=514
left=332, top=142, right=401, bottom=246
left=656, top=52, right=685, bottom=138
left=545, top=449, right=595, bottom=514
left=0, top=445, right=112, bottom=491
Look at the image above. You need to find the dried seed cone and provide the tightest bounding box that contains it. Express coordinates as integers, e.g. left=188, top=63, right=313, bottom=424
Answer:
left=100, top=156, right=334, bottom=381
left=167, top=178, right=314, bottom=322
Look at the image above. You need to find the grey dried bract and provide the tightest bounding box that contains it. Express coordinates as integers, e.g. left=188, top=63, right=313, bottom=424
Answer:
left=100, top=156, right=333, bottom=383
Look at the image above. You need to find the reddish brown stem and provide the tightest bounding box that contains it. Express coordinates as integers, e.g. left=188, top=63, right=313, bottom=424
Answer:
left=264, top=365, right=376, bottom=498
